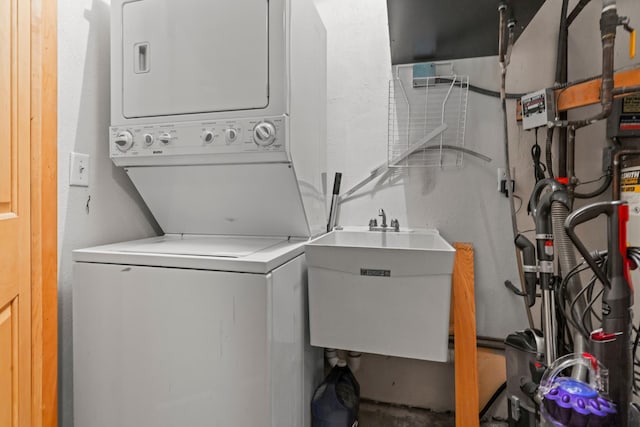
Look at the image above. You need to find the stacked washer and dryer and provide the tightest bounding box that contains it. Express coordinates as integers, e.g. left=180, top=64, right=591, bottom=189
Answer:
left=72, top=0, right=327, bottom=426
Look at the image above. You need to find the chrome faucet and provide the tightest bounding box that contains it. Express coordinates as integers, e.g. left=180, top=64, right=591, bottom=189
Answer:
left=378, top=209, right=387, bottom=228
left=369, top=209, right=400, bottom=232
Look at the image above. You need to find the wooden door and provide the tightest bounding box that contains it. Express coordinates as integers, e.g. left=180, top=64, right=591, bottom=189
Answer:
left=0, top=0, right=33, bottom=425
left=0, top=0, right=57, bottom=426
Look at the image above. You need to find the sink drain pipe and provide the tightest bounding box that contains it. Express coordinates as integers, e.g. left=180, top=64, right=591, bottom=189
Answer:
left=324, top=348, right=362, bottom=372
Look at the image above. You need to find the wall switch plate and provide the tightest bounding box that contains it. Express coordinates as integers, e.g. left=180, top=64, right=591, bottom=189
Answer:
left=70, top=152, right=89, bottom=187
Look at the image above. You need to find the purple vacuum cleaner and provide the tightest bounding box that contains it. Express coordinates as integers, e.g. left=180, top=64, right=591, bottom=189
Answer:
left=538, top=353, right=617, bottom=426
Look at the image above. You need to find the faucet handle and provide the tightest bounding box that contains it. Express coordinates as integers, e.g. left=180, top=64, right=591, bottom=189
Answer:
left=369, top=218, right=378, bottom=230
left=390, top=218, right=400, bottom=231
left=378, top=208, right=387, bottom=228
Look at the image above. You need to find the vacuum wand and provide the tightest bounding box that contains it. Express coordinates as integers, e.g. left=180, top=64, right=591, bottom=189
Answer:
left=529, top=180, right=572, bottom=365
left=565, top=200, right=633, bottom=426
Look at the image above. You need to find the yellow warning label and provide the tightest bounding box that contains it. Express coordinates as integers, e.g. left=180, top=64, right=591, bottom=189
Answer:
left=623, top=96, right=640, bottom=113
left=622, top=185, right=640, bottom=193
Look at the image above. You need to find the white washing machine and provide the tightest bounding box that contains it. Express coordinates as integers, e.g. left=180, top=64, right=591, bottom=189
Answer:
left=73, top=235, right=321, bottom=427
left=72, top=0, right=327, bottom=425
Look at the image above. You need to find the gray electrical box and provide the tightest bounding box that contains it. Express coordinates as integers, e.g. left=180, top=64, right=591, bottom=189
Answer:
left=521, top=89, right=556, bottom=130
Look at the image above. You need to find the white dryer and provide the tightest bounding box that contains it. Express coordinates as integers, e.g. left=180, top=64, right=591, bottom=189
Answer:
left=72, top=0, right=327, bottom=425
left=73, top=235, right=321, bottom=427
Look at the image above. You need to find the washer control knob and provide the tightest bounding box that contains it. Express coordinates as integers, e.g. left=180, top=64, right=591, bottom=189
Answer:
left=159, top=132, right=172, bottom=144
left=225, top=128, right=238, bottom=144
left=202, top=130, right=215, bottom=144
left=143, top=133, right=154, bottom=146
left=253, top=122, right=276, bottom=146
left=114, top=131, right=134, bottom=152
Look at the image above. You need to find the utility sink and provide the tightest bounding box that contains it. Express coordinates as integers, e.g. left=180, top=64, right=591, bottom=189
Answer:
left=305, top=227, right=456, bottom=362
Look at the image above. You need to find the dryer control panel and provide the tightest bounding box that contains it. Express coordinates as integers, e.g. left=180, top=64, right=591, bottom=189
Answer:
left=110, top=115, right=287, bottom=165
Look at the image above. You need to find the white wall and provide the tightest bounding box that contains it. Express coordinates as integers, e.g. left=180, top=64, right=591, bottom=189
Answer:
left=58, top=1, right=159, bottom=425
left=314, top=0, right=525, bottom=410
left=315, top=0, right=526, bottom=342
left=316, top=0, right=639, bottom=412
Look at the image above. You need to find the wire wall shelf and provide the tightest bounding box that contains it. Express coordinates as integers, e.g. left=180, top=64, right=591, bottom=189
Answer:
left=388, top=65, right=469, bottom=169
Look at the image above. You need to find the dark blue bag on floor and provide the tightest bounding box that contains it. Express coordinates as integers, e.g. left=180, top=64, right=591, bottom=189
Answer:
left=311, top=361, right=360, bottom=427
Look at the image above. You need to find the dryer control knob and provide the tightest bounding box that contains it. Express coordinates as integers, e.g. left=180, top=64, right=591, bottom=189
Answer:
left=202, top=130, right=214, bottom=144
left=159, top=132, right=172, bottom=144
left=143, top=133, right=154, bottom=147
left=253, top=122, right=276, bottom=146
left=225, top=128, right=238, bottom=143
left=114, top=131, right=134, bottom=152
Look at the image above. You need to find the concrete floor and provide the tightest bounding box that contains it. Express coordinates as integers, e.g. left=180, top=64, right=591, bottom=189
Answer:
left=358, top=400, right=508, bottom=427
left=359, top=401, right=454, bottom=427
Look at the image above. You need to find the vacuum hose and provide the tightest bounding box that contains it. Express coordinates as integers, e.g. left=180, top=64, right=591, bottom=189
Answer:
left=551, top=202, right=589, bottom=381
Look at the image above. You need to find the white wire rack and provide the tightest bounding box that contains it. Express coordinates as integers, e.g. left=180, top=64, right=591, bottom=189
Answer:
left=388, top=64, right=469, bottom=168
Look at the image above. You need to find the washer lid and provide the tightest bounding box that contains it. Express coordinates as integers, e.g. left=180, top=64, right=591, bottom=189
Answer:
left=118, top=234, right=285, bottom=258
left=72, top=234, right=307, bottom=274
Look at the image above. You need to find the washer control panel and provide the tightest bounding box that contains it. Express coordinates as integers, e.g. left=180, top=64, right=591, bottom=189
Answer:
left=110, top=116, right=286, bottom=159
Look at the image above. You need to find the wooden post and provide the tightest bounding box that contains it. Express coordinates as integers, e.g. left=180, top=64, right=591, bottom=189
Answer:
left=452, top=243, right=479, bottom=427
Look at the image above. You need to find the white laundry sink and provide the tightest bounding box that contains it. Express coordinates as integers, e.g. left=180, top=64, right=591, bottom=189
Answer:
left=305, top=227, right=456, bottom=362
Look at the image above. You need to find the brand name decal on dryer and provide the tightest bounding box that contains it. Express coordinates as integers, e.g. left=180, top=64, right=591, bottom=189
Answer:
left=152, top=150, right=163, bottom=154
left=360, top=268, right=391, bottom=277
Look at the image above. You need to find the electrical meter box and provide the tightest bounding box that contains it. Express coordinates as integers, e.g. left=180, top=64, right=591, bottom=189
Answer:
left=521, top=89, right=556, bottom=130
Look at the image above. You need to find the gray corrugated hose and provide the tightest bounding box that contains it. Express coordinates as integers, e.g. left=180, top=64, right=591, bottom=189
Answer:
left=551, top=202, right=589, bottom=381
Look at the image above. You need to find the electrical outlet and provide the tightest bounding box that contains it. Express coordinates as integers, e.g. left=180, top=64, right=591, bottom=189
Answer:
left=70, top=152, right=89, bottom=187
left=497, top=167, right=515, bottom=196
left=497, top=168, right=506, bottom=191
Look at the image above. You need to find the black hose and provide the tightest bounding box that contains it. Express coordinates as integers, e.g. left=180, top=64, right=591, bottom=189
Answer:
left=432, top=69, right=640, bottom=102
left=567, top=0, right=592, bottom=26
left=532, top=144, right=546, bottom=182
left=555, top=0, right=570, bottom=85
left=557, top=0, right=569, bottom=177
left=479, top=382, right=507, bottom=419
left=574, top=174, right=612, bottom=199
left=433, top=78, right=525, bottom=99
left=470, top=83, right=523, bottom=99
left=546, top=127, right=555, bottom=179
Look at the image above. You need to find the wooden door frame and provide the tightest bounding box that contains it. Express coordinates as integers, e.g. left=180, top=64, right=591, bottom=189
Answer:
left=30, top=0, right=57, bottom=425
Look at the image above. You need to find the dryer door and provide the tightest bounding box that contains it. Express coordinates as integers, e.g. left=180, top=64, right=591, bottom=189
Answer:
left=121, top=0, right=269, bottom=118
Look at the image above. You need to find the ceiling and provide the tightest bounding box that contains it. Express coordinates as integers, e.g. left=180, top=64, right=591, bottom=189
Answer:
left=387, top=0, right=547, bottom=64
